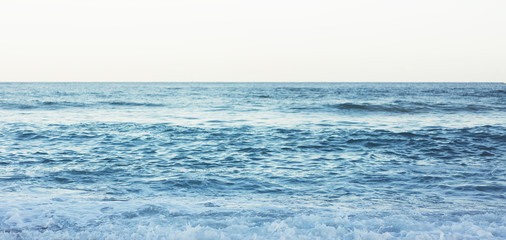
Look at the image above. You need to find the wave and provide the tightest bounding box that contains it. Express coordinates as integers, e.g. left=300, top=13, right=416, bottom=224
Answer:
left=0, top=101, right=166, bottom=110
left=0, top=101, right=87, bottom=110
left=328, top=102, right=414, bottom=113
left=323, top=102, right=499, bottom=114
left=100, top=101, right=165, bottom=107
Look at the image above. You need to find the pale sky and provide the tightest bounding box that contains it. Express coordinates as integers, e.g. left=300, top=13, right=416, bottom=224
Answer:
left=1, top=0, right=505, bottom=82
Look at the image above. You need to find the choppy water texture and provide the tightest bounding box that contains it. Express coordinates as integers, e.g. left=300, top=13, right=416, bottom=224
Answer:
left=0, top=82, right=505, bottom=240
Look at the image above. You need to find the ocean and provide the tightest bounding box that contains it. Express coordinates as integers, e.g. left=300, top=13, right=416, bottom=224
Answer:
left=0, top=82, right=505, bottom=239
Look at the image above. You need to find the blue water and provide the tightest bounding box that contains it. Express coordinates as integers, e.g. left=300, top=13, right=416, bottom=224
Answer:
left=0, top=82, right=505, bottom=239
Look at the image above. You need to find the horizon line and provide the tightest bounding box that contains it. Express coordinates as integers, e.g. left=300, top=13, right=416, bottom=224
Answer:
left=0, top=81, right=504, bottom=84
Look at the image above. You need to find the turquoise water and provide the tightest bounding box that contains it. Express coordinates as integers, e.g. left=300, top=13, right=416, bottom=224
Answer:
left=0, top=83, right=505, bottom=239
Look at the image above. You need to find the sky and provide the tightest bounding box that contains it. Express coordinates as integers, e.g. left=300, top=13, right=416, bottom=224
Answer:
left=0, top=0, right=505, bottom=82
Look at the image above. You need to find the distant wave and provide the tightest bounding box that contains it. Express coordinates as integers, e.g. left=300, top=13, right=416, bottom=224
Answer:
left=0, top=100, right=499, bottom=113
left=323, top=102, right=498, bottom=113
left=0, top=101, right=87, bottom=110
left=0, top=101, right=166, bottom=110
left=101, top=101, right=165, bottom=107
left=329, top=102, right=412, bottom=112
left=488, top=89, right=506, bottom=94
left=0, top=103, right=37, bottom=110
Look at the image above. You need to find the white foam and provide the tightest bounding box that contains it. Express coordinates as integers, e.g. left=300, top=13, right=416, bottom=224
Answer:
left=1, top=213, right=505, bottom=240
left=1, top=189, right=505, bottom=240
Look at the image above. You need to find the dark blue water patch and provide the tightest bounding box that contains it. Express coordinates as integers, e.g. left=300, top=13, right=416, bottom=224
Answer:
left=53, top=90, right=80, bottom=97
left=0, top=102, right=38, bottom=110
left=13, top=129, right=49, bottom=141
left=0, top=100, right=88, bottom=110
left=37, top=101, right=85, bottom=107
left=99, top=101, right=166, bottom=107
left=147, top=178, right=234, bottom=192
left=454, top=184, right=506, bottom=193
left=0, top=100, right=167, bottom=111
left=53, top=177, right=74, bottom=184
left=328, top=102, right=413, bottom=113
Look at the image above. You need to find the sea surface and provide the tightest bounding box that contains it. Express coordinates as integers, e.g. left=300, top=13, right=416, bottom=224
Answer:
left=0, top=82, right=505, bottom=239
